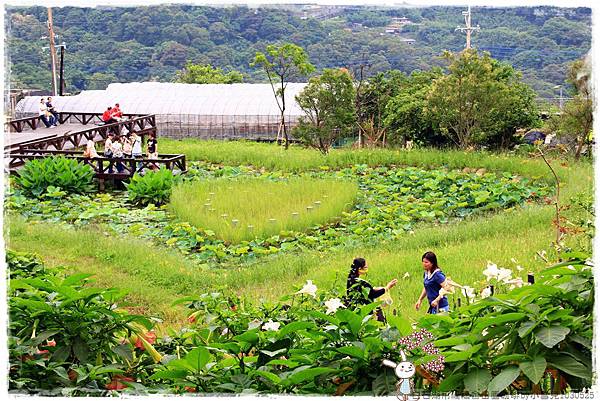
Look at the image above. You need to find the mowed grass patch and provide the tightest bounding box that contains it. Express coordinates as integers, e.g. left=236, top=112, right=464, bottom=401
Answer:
left=169, top=177, right=358, bottom=243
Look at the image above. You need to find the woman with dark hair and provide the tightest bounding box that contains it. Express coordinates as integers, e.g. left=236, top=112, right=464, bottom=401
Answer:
left=415, top=251, right=450, bottom=314
left=345, top=257, right=397, bottom=321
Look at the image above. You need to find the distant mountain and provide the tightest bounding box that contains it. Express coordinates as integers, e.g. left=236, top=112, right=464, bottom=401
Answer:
left=5, top=5, right=591, bottom=99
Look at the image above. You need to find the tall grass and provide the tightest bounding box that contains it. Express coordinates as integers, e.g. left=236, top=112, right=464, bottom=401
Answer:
left=169, top=177, right=358, bottom=243
left=160, top=138, right=584, bottom=183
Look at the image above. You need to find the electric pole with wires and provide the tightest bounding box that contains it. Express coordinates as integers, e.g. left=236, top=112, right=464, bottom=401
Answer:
left=455, top=5, right=480, bottom=50
left=47, top=7, right=59, bottom=95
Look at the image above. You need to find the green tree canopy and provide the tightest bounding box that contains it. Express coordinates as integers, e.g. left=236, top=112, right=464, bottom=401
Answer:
left=251, top=43, right=315, bottom=149
left=175, top=62, right=243, bottom=84
left=547, top=55, right=593, bottom=159
left=426, top=50, right=539, bottom=149
left=293, top=68, right=357, bottom=154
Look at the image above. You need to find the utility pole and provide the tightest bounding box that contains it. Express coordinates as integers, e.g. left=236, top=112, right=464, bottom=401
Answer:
left=47, top=7, right=58, bottom=96
left=59, top=43, right=66, bottom=96
left=455, top=5, right=480, bottom=50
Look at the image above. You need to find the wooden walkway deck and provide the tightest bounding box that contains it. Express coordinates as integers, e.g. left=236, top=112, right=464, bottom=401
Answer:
left=4, top=112, right=186, bottom=183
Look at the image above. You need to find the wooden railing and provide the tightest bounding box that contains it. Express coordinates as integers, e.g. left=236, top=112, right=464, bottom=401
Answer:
left=13, top=115, right=156, bottom=152
left=5, top=112, right=146, bottom=133
left=6, top=150, right=186, bottom=179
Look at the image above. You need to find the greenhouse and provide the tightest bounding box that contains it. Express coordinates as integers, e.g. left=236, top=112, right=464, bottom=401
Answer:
left=15, top=82, right=308, bottom=140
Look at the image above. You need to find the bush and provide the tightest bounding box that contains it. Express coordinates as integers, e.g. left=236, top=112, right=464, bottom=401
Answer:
left=15, top=156, right=95, bottom=197
left=125, top=167, right=177, bottom=206
left=7, top=250, right=160, bottom=395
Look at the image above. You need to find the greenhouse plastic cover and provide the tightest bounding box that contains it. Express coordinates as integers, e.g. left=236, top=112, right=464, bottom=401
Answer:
left=16, top=82, right=308, bottom=119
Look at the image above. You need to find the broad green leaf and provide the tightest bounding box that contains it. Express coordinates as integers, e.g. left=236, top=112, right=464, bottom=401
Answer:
left=519, top=356, right=546, bottom=384
left=549, top=354, right=592, bottom=381
left=487, top=366, right=520, bottom=396
left=493, top=354, right=527, bottom=365
left=251, top=370, right=281, bottom=384
left=437, top=373, right=466, bottom=393
left=464, top=369, right=491, bottom=395
left=434, top=336, right=469, bottom=347
left=444, top=351, right=473, bottom=363
left=185, top=347, right=211, bottom=372
left=149, top=369, right=189, bottom=380
left=336, top=345, right=365, bottom=359
left=278, top=321, right=315, bottom=337
left=286, top=367, right=336, bottom=385
left=534, top=326, right=570, bottom=348
left=32, top=330, right=60, bottom=346
left=234, top=330, right=259, bottom=345
left=518, top=320, right=538, bottom=338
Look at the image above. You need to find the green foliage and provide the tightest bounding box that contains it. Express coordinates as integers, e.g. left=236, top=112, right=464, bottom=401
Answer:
left=175, top=62, right=243, bottom=84
left=420, top=256, right=593, bottom=395
left=546, top=56, right=592, bottom=160
left=125, top=167, right=178, bottom=206
left=294, top=68, right=357, bottom=154
left=7, top=249, right=158, bottom=395
left=150, top=288, right=408, bottom=394
left=252, top=42, right=315, bottom=148
left=383, top=69, right=445, bottom=146
left=15, top=156, right=95, bottom=198
left=6, top=6, right=589, bottom=95
left=169, top=177, right=358, bottom=243
left=9, top=159, right=550, bottom=266
left=426, top=50, right=540, bottom=149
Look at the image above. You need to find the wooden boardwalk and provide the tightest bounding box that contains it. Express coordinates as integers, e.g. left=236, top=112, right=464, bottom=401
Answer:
left=5, top=123, right=91, bottom=151
left=4, top=112, right=186, bottom=183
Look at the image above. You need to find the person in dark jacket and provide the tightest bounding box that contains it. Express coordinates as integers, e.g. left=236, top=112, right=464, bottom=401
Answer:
left=345, top=257, right=397, bottom=321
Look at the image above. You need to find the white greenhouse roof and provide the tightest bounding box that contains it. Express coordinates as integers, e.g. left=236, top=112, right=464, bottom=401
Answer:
left=16, top=82, right=308, bottom=117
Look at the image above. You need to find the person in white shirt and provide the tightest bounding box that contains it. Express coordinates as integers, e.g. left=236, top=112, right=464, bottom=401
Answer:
left=38, top=98, right=55, bottom=128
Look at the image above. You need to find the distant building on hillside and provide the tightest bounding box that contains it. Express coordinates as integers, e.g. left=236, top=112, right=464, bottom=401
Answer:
left=15, top=82, right=308, bottom=141
left=384, top=16, right=413, bottom=34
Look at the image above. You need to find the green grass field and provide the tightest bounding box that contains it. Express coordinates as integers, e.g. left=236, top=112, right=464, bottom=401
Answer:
left=7, top=140, right=593, bottom=329
left=169, top=177, right=358, bottom=243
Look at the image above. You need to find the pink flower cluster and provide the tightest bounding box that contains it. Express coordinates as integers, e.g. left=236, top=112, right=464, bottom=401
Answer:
left=398, top=329, right=434, bottom=351
left=423, top=354, right=445, bottom=373
left=398, top=329, right=445, bottom=373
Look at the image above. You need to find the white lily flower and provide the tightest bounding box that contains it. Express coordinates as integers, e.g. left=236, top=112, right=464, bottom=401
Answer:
left=324, top=298, right=345, bottom=314
left=262, top=320, right=281, bottom=331
left=481, top=287, right=492, bottom=298
left=505, top=278, right=524, bottom=288
left=461, top=286, right=476, bottom=299
left=483, top=262, right=500, bottom=281
left=248, top=319, right=262, bottom=330
left=296, top=280, right=317, bottom=297
left=497, top=268, right=513, bottom=283
left=403, top=272, right=410, bottom=279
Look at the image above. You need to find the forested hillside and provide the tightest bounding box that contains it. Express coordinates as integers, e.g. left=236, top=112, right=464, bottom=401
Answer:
left=6, top=4, right=590, bottom=98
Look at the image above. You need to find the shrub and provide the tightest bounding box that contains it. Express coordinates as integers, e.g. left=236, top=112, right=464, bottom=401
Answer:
left=125, top=167, right=177, bottom=206
left=15, top=156, right=95, bottom=197
left=7, top=249, right=160, bottom=395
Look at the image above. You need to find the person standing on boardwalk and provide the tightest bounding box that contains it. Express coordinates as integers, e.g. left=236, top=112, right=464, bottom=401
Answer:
left=415, top=251, right=450, bottom=314
left=147, top=132, right=158, bottom=171
left=345, top=257, right=397, bottom=322
left=130, top=131, right=143, bottom=172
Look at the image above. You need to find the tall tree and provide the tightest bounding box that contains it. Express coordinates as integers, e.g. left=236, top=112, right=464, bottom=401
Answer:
left=251, top=43, right=315, bottom=149
left=175, top=62, right=243, bottom=84
left=293, top=68, right=356, bottom=154
left=547, top=55, right=593, bottom=160
left=426, top=50, right=539, bottom=149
